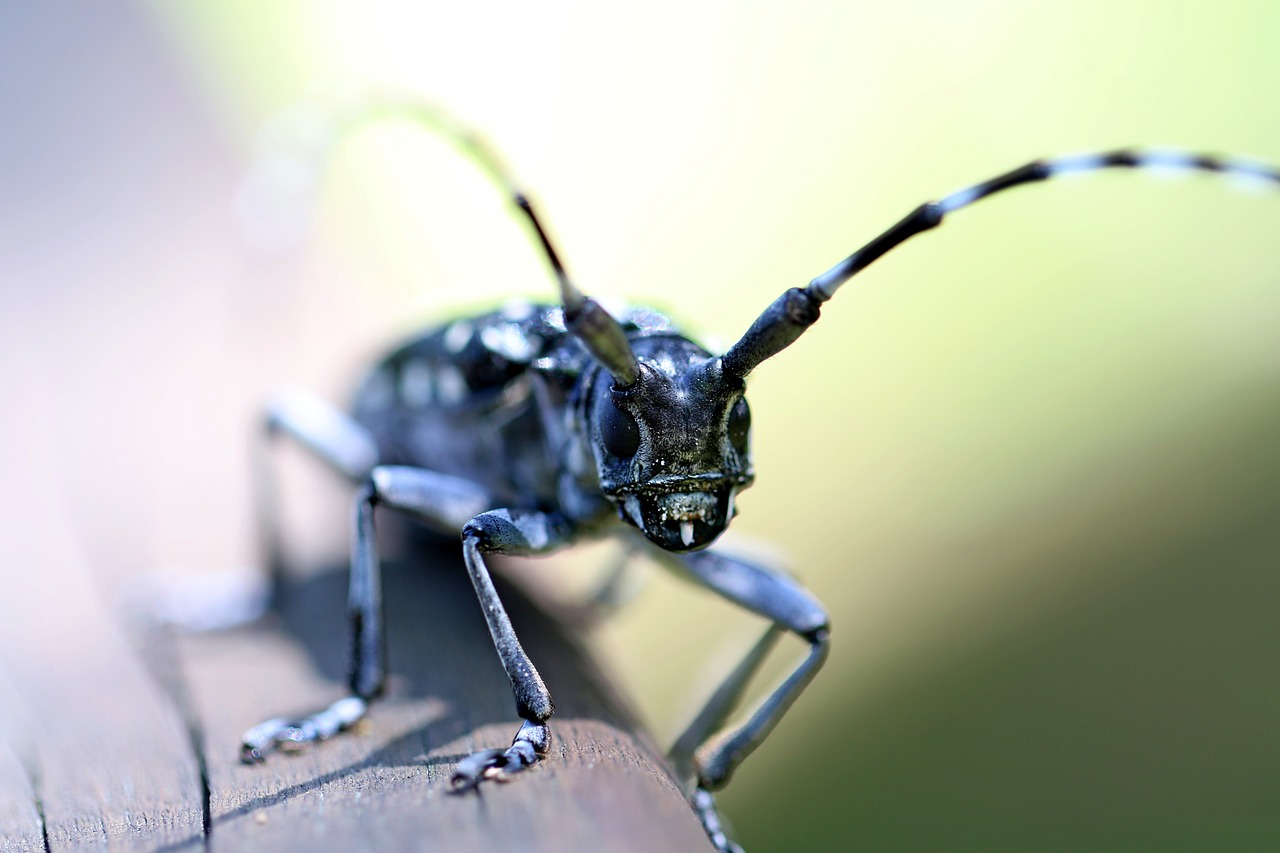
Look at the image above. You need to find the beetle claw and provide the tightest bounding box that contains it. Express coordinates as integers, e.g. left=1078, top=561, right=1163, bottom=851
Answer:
left=239, top=696, right=367, bottom=762
left=450, top=723, right=548, bottom=792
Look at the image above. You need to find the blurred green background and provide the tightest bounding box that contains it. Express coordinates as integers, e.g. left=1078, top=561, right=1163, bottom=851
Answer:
left=5, top=1, right=1279, bottom=850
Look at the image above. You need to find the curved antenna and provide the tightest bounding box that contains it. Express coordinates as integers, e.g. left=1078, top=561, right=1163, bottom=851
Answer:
left=336, top=99, right=584, bottom=304
left=245, top=93, right=638, bottom=386
left=721, top=149, right=1280, bottom=379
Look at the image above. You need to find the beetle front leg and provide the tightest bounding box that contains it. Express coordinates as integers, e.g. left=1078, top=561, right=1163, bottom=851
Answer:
left=450, top=508, right=576, bottom=790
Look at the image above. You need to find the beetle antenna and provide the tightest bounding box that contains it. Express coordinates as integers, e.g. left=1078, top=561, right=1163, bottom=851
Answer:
left=336, top=97, right=583, bottom=297
left=722, top=148, right=1280, bottom=379
left=352, top=99, right=637, bottom=383
left=245, top=93, right=639, bottom=386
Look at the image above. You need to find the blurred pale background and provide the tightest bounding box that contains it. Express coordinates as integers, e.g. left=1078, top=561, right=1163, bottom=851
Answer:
left=2, top=1, right=1278, bottom=850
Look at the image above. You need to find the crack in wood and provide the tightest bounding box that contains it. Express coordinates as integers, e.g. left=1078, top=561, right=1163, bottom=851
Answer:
left=30, top=768, right=51, bottom=853
left=128, top=623, right=214, bottom=848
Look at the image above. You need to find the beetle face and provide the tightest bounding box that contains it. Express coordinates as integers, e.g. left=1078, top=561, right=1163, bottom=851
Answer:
left=617, top=484, right=737, bottom=551
left=590, top=335, right=755, bottom=552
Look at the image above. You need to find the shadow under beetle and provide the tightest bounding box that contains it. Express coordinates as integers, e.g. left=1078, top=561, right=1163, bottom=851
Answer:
left=239, top=99, right=1279, bottom=853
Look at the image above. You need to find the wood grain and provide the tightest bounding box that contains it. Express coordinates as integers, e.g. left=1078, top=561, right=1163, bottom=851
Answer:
left=0, top=499, right=205, bottom=851
left=170, top=543, right=711, bottom=851
left=0, top=513, right=713, bottom=853
left=0, top=735, right=43, bottom=853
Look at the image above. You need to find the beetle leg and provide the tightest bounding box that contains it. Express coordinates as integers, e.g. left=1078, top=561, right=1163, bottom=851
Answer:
left=256, top=387, right=380, bottom=593
left=449, top=508, right=576, bottom=790
left=667, top=625, right=783, bottom=783
left=240, top=696, right=369, bottom=762
left=655, top=548, right=830, bottom=852
left=240, top=464, right=492, bottom=762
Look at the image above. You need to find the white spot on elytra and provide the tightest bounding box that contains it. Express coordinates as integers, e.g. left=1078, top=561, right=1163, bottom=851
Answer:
left=436, top=366, right=467, bottom=405
left=399, top=359, right=433, bottom=408
left=480, top=322, right=537, bottom=361
left=443, top=321, right=473, bottom=353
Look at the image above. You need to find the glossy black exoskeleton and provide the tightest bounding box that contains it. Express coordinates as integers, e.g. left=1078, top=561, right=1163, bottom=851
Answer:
left=239, top=100, right=1280, bottom=853
left=350, top=301, right=753, bottom=553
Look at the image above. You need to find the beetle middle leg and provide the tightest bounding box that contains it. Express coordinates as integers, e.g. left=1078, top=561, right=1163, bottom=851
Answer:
left=326, top=492, right=577, bottom=787
left=243, top=440, right=493, bottom=759
left=255, top=386, right=381, bottom=594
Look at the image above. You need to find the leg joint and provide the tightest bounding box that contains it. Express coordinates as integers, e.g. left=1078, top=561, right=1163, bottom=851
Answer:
left=460, top=523, right=487, bottom=552
left=785, top=601, right=830, bottom=643
left=515, top=690, right=554, bottom=723
left=802, top=623, right=831, bottom=647
left=357, top=477, right=378, bottom=506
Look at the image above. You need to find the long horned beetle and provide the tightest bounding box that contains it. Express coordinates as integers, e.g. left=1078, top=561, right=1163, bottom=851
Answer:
left=238, top=99, right=1279, bottom=852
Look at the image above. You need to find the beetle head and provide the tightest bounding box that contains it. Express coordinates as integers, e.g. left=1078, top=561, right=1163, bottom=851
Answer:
left=588, top=336, right=754, bottom=552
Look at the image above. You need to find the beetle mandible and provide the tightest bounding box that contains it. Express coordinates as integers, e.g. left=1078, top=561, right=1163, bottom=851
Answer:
left=238, top=98, right=1279, bottom=853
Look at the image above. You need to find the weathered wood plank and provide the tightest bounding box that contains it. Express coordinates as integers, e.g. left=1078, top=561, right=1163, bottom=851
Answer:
left=0, top=654, right=43, bottom=852
left=178, top=545, right=713, bottom=851
left=0, top=469, right=205, bottom=851
left=0, top=737, right=43, bottom=853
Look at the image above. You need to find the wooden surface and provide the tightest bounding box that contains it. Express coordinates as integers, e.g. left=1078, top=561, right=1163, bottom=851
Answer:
left=0, top=540, right=714, bottom=852
left=0, top=9, right=713, bottom=846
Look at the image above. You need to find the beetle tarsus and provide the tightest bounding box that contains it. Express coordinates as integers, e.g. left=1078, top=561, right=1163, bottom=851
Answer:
left=450, top=721, right=549, bottom=791
left=239, top=695, right=368, bottom=763
left=692, top=786, right=745, bottom=853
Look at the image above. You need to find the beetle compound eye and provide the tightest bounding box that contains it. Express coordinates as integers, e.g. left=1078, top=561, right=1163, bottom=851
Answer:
left=601, top=396, right=641, bottom=458
left=727, top=397, right=751, bottom=453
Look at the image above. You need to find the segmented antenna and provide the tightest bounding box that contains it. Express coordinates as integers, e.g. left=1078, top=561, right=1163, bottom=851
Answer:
left=335, top=97, right=583, bottom=305
left=722, top=148, right=1280, bottom=379
left=245, top=93, right=639, bottom=386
